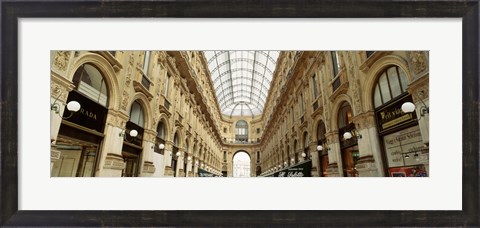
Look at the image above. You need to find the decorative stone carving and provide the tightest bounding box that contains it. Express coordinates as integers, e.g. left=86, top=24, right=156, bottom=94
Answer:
left=50, top=81, right=68, bottom=102
left=53, top=51, right=70, bottom=72
left=409, top=51, right=428, bottom=75
left=120, top=90, right=130, bottom=111
left=352, top=112, right=376, bottom=130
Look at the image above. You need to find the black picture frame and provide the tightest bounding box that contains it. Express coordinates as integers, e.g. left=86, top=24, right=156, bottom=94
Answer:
left=1, top=0, right=478, bottom=226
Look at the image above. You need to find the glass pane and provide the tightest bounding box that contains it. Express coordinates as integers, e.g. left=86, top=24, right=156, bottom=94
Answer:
left=398, top=67, right=408, bottom=92
left=203, top=50, right=280, bottom=116
left=387, top=67, right=402, bottom=98
left=379, top=72, right=392, bottom=102
left=374, top=84, right=382, bottom=108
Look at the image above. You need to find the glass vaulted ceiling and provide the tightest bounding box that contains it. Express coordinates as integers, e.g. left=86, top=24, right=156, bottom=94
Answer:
left=204, top=51, right=280, bottom=117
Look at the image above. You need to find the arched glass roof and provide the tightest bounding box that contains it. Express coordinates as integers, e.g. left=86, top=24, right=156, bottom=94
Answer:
left=203, top=51, right=280, bottom=117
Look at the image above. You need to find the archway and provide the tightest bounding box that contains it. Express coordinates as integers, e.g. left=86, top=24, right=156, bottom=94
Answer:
left=233, top=151, right=251, bottom=177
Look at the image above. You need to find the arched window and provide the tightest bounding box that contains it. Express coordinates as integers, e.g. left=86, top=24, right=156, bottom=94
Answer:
left=155, top=121, right=166, bottom=155
left=316, top=121, right=329, bottom=176
left=303, top=132, right=309, bottom=158
left=172, top=133, right=179, bottom=176
left=373, top=65, right=408, bottom=108
left=338, top=102, right=353, bottom=129
left=294, top=140, right=298, bottom=163
left=235, top=120, right=248, bottom=142
left=317, top=121, right=326, bottom=142
left=72, top=63, right=108, bottom=106
left=156, top=121, right=165, bottom=140
left=129, top=101, right=144, bottom=128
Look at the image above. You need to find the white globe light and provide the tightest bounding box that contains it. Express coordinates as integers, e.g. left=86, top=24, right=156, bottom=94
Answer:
left=175, top=151, right=181, bottom=157
left=284, top=161, right=287, bottom=165
left=401, top=102, right=416, bottom=113
left=317, top=145, right=323, bottom=151
left=291, top=158, right=294, bottom=162
left=188, top=156, right=192, bottom=161
left=343, top=132, right=352, bottom=140
left=129, top=130, right=138, bottom=137
left=302, top=152, right=306, bottom=158
left=66, top=101, right=81, bottom=112
left=159, top=143, right=165, bottom=149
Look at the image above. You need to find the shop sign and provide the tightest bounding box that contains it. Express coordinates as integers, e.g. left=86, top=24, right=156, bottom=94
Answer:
left=376, top=95, right=417, bottom=133
left=275, top=160, right=312, bottom=177
left=65, top=90, right=107, bottom=133
left=389, top=165, right=428, bottom=177
left=383, top=125, right=428, bottom=168
left=198, top=168, right=218, bottom=177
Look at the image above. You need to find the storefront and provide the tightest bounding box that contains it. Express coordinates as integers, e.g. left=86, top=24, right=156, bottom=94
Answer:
left=376, top=94, right=428, bottom=177
left=262, top=160, right=312, bottom=177
left=121, top=101, right=145, bottom=177
left=52, top=64, right=109, bottom=177
left=198, top=168, right=220, bottom=177
left=53, top=90, right=108, bottom=177
left=316, top=121, right=329, bottom=177
left=338, top=102, right=359, bottom=177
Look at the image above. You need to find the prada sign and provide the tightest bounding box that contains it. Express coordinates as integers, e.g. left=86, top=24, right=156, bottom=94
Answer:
left=376, top=95, right=417, bottom=134
left=65, top=90, right=107, bottom=133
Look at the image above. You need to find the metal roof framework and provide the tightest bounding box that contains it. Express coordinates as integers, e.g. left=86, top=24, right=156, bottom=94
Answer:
left=204, top=51, right=280, bottom=117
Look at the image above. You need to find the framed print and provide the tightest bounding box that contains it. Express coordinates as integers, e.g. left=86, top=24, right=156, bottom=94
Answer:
left=1, top=0, right=479, bottom=226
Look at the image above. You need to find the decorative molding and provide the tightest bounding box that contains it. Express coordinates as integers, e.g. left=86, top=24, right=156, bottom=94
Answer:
left=408, top=51, right=428, bottom=76
left=352, top=111, right=376, bottom=130
left=52, top=51, right=71, bottom=72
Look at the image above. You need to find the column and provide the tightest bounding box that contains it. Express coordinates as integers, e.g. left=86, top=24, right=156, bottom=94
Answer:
left=163, top=141, right=174, bottom=177
left=325, top=131, right=342, bottom=177
left=309, top=141, right=320, bottom=177
left=140, top=129, right=156, bottom=177
left=97, top=113, right=129, bottom=177
left=352, top=112, right=383, bottom=177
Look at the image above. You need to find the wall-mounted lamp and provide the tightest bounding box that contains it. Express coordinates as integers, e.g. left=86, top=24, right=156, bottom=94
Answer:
left=278, top=165, right=282, bottom=169
left=119, top=129, right=138, bottom=140
left=195, top=161, right=199, bottom=166
left=317, top=145, right=330, bottom=152
left=401, top=91, right=429, bottom=119
left=175, top=151, right=181, bottom=157
left=301, top=152, right=307, bottom=158
left=284, top=161, right=287, bottom=166
left=343, top=129, right=362, bottom=140
left=51, top=94, right=81, bottom=119
left=188, top=156, right=192, bottom=161
left=291, top=158, right=295, bottom=163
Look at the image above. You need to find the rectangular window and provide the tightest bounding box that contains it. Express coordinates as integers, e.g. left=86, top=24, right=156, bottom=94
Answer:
left=143, top=51, right=151, bottom=74
left=257, top=128, right=260, bottom=134
left=300, top=94, right=304, bottom=114
left=223, top=151, right=227, bottom=162
left=331, top=51, right=340, bottom=76
left=164, top=74, right=170, bottom=97
left=224, top=128, right=227, bottom=133
left=312, top=74, right=319, bottom=98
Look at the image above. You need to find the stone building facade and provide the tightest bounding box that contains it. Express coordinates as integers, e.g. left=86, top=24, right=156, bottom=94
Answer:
left=50, top=51, right=429, bottom=177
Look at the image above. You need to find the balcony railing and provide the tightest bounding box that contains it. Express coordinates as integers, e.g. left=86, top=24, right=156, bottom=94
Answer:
left=223, top=138, right=261, bottom=144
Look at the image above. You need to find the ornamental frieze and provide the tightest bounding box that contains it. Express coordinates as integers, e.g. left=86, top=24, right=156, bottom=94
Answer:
left=52, top=51, right=71, bottom=72
left=408, top=51, right=428, bottom=75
